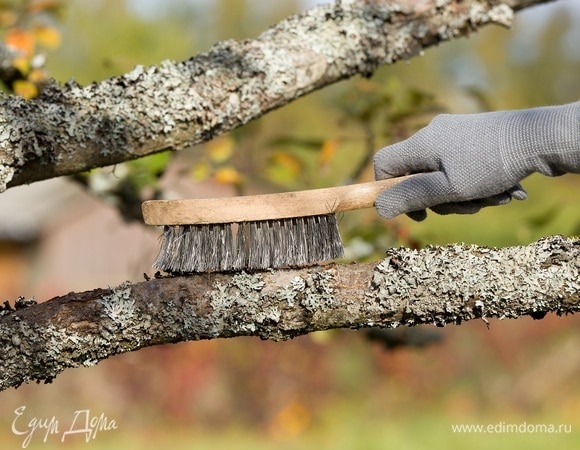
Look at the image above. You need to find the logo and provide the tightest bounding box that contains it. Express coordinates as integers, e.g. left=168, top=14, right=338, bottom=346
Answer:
left=11, top=405, right=118, bottom=448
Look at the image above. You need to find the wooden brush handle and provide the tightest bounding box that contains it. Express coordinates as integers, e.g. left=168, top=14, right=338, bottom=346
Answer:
left=142, top=176, right=414, bottom=225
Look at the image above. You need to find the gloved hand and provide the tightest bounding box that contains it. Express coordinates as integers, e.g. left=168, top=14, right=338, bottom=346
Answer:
left=374, top=102, right=580, bottom=221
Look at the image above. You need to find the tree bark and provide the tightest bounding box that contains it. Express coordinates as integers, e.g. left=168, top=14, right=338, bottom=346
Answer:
left=0, top=0, right=555, bottom=192
left=1, top=235, right=577, bottom=392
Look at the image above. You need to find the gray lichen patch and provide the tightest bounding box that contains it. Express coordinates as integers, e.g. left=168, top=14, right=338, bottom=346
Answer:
left=204, top=272, right=280, bottom=335
left=0, top=316, right=113, bottom=389
left=471, top=3, right=514, bottom=28
left=274, top=271, right=335, bottom=311
left=201, top=269, right=338, bottom=338
left=370, top=236, right=580, bottom=327
left=0, top=164, right=15, bottom=193
left=297, top=271, right=336, bottom=312
left=100, top=281, right=134, bottom=327
left=209, top=272, right=266, bottom=308
left=435, top=1, right=514, bottom=41
left=44, top=325, right=109, bottom=369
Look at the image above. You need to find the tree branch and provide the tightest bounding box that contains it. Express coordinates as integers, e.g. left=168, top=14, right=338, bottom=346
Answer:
left=1, top=235, right=577, bottom=392
left=0, top=0, right=555, bottom=192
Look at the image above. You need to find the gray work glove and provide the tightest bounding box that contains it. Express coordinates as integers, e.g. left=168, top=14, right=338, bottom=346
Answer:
left=374, top=102, right=580, bottom=221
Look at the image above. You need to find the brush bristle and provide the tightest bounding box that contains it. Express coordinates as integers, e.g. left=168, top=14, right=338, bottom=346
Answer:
left=153, top=214, right=344, bottom=273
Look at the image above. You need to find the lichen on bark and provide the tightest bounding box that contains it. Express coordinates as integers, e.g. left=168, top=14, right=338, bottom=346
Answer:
left=0, top=235, right=577, bottom=392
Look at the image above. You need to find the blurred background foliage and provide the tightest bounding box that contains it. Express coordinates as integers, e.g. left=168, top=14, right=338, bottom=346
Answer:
left=0, top=0, right=63, bottom=97
left=1, top=0, right=579, bottom=448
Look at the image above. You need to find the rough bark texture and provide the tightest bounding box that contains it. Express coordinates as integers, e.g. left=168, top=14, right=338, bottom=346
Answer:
left=1, top=235, right=578, bottom=392
left=0, top=0, right=554, bottom=192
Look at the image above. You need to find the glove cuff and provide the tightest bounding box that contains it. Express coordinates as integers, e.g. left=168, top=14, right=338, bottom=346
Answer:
left=501, top=101, right=580, bottom=179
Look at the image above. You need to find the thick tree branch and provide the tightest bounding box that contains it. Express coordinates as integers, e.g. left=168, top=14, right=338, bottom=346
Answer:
left=1, top=235, right=577, bottom=392
left=0, top=0, right=554, bottom=192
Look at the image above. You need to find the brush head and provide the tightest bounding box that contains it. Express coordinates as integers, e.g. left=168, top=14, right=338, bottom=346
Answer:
left=143, top=178, right=416, bottom=273
left=152, top=214, right=344, bottom=273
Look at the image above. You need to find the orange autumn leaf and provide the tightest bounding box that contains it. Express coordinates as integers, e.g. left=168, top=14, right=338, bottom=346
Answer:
left=33, top=25, right=61, bottom=49
left=268, top=401, right=310, bottom=439
left=214, top=166, right=243, bottom=185
left=191, top=162, right=210, bottom=181
left=12, top=56, right=31, bottom=75
left=13, top=80, right=38, bottom=99
left=319, top=138, right=339, bottom=167
left=5, top=28, right=35, bottom=57
left=28, top=68, right=47, bottom=83
left=271, top=151, right=302, bottom=177
left=207, top=136, right=234, bottom=164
